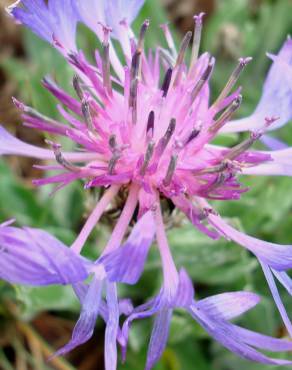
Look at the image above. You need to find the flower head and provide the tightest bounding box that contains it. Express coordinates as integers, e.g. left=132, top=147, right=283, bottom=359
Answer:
left=1, top=0, right=292, bottom=369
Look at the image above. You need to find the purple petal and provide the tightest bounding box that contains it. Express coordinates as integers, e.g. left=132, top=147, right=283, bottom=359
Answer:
left=104, top=282, right=119, bottom=370
left=8, top=0, right=78, bottom=51
left=172, top=196, right=220, bottom=240
left=175, top=268, right=194, bottom=307
left=208, top=212, right=292, bottom=270
left=0, top=125, right=97, bottom=162
left=100, top=211, right=155, bottom=284
left=190, top=304, right=292, bottom=365
left=120, top=295, right=163, bottom=361
left=260, top=135, right=288, bottom=150
left=0, top=125, right=55, bottom=159
left=260, top=262, right=292, bottom=337
left=73, top=0, right=106, bottom=38
left=272, top=270, right=292, bottom=295
left=53, top=276, right=103, bottom=357
left=0, top=225, right=89, bottom=286
left=223, top=38, right=292, bottom=133
left=232, top=325, right=292, bottom=352
left=242, top=147, right=292, bottom=176
left=74, top=0, right=144, bottom=39
left=197, top=292, right=260, bottom=321
left=145, top=309, right=172, bottom=370
left=105, top=0, right=145, bottom=35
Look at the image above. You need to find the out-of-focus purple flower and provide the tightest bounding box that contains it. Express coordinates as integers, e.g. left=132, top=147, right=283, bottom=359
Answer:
left=1, top=1, right=292, bottom=369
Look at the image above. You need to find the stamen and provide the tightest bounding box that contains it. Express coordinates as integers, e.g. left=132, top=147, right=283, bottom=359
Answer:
left=173, top=31, right=192, bottom=87
left=146, top=111, right=155, bottom=140
left=224, top=133, right=259, bottom=161
left=45, top=140, right=79, bottom=172
left=160, top=23, right=177, bottom=59
left=129, top=50, right=142, bottom=124
left=101, top=25, right=113, bottom=96
left=175, top=31, right=193, bottom=68
left=81, top=99, right=94, bottom=131
left=140, top=140, right=155, bottom=176
left=163, top=154, right=178, bottom=186
left=185, top=127, right=201, bottom=145
left=108, top=152, right=121, bottom=175
left=109, top=134, right=118, bottom=151
left=12, top=97, right=62, bottom=128
left=209, top=172, right=233, bottom=190
left=190, top=13, right=205, bottom=71
left=213, top=57, right=252, bottom=108
left=161, top=68, right=173, bottom=97
left=156, top=118, right=176, bottom=155
left=193, top=160, right=235, bottom=175
left=190, top=56, right=214, bottom=102
left=209, top=95, right=242, bottom=133
left=72, top=75, right=84, bottom=100
left=137, top=19, right=150, bottom=51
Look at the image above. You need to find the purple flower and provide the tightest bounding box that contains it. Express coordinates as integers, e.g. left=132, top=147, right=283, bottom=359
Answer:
left=1, top=1, right=292, bottom=369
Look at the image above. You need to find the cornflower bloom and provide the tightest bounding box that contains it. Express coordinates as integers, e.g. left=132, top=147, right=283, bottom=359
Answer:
left=1, top=0, right=292, bottom=368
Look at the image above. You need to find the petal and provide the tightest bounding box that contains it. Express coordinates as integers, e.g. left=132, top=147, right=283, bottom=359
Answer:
left=0, top=225, right=89, bottom=286
left=0, top=125, right=97, bottom=162
left=100, top=211, right=155, bottom=284
left=104, top=282, right=119, bottom=370
left=208, top=212, right=292, bottom=270
left=222, top=38, right=292, bottom=133
left=272, top=270, right=292, bottom=296
left=73, top=0, right=106, bottom=37
left=260, top=262, right=292, bottom=338
left=175, top=268, right=195, bottom=308
left=145, top=309, right=172, bottom=370
left=120, top=294, right=163, bottom=362
left=105, top=0, right=145, bottom=36
left=242, top=147, right=292, bottom=176
left=172, top=196, right=220, bottom=240
left=260, top=135, right=288, bottom=150
left=8, top=0, right=78, bottom=51
left=190, top=304, right=292, bottom=365
left=53, top=276, right=102, bottom=357
left=197, top=291, right=260, bottom=321
left=233, top=325, right=292, bottom=352
left=0, top=125, right=54, bottom=159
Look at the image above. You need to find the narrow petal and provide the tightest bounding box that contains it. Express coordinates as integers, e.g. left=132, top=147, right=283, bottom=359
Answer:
left=0, top=225, right=89, bottom=286
left=0, top=125, right=97, bottom=162
left=175, top=268, right=195, bottom=308
left=8, top=0, right=78, bottom=51
left=197, top=291, right=260, bottom=321
left=260, top=262, right=292, bottom=337
left=222, top=38, right=292, bottom=133
left=105, top=0, right=145, bottom=36
left=73, top=0, right=106, bottom=37
left=208, top=212, right=292, bottom=270
left=120, top=294, right=163, bottom=362
left=261, top=135, right=288, bottom=150
left=272, top=270, right=292, bottom=295
left=242, top=147, right=292, bottom=176
left=232, top=325, right=292, bottom=352
left=53, top=276, right=102, bottom=357
left=145, top=309, right=173, bottom=370
left=190, top=304, right=292, bottom=365
left=0, top=125, right=55, bottom=159
left=104, top=282, right=119, bottom=370
left=100, top=211, right=155, bottom=284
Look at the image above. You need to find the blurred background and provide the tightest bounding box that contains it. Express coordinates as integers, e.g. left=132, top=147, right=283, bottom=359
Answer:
left=0, top=0, right=292, bottom=369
